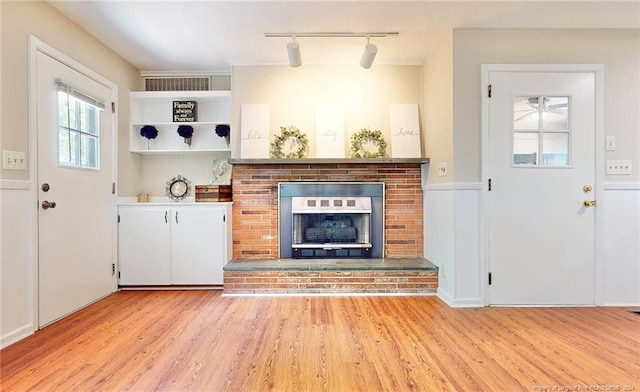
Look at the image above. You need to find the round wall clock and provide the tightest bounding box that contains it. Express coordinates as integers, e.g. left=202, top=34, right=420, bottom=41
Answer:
left=166, top=175, right=191, bottom=201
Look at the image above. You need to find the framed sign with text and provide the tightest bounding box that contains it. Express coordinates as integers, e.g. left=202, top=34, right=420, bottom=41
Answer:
left=173, top=101, right=197, bottom=122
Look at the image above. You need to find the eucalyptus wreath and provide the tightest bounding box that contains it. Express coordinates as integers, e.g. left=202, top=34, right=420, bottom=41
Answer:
left=350, top=128, right=387, bottom=158
left=271, top=126, right=309, bottom=159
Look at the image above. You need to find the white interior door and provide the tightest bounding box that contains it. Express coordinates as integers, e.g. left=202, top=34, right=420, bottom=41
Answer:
left=489, top=71, right=597, bottom=305
left=36, top=50, right=116, bottom=326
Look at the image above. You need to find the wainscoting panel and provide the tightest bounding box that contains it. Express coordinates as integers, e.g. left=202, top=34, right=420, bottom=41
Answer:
left=454, top=187, right=482, bottom=303
left=602, top=183, right=640, bottom=306
left=0, top=180, right=35, bottom=348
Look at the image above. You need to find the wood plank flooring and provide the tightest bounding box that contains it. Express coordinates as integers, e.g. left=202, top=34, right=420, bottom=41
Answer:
left=1, top=291, right=638, bottom=391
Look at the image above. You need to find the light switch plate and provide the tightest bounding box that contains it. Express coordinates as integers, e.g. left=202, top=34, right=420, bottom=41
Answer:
left=438, top=162, right=447, bottom=177
left=2, top=150, right=27, bottom=170
left=606, top=160, right=632, bottom=175
left=605, top=136, right=616, bottom=151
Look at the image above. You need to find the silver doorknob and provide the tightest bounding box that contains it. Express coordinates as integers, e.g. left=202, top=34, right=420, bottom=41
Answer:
left=42, top=200, right=57, bottom=209
left=583, top=199, right=597, bottom=207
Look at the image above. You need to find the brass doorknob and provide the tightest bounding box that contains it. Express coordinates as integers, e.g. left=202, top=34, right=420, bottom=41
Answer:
left=583, top=184, right=592, bottom=193
left=42, top=200, right=57, bottom=209
left=583, top=199, right=597, bottom=207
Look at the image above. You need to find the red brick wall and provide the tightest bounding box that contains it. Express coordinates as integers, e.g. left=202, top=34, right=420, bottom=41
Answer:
left=231, top=163, right=424, bottom=259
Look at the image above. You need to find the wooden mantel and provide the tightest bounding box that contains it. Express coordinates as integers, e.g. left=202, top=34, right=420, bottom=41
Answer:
left=229, top=158, right=430, bottom=165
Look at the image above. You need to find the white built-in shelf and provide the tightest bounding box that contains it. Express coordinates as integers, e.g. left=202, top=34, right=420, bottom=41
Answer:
left=130, top=90, right=231, bottom=154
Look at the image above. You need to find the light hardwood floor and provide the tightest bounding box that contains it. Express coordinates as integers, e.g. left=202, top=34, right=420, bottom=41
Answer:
left=1, top=291, right=638, bottom=391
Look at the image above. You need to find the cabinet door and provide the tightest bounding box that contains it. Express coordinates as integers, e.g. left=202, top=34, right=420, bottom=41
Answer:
left=118, top=207, right=171, bottom=285
left=170, top=207, right=226, bottom=284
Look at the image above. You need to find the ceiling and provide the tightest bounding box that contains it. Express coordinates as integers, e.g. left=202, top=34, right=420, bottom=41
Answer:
left=48, top=1, right=640, bottom=74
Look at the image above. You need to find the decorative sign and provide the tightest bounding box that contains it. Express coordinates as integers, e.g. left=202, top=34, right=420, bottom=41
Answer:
left=315, top=104, right=345, bottom=158
left=240, top=104, right=270, bottom=158
left=173, top=101, right=197, bottom=122
left=390, top=104, right=422, bottom=158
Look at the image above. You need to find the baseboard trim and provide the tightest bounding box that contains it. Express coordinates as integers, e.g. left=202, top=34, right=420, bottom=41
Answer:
left=437, top=289, right=484, bottom=308
left=0, top=324, right=34, bottom=349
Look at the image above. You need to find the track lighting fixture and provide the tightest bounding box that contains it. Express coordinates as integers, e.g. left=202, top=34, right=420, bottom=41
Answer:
left=287, top=36, right=302, bottom=68
left=265, top=32, right=398, bottom=68
left=359, top=37, right=378, bottom=69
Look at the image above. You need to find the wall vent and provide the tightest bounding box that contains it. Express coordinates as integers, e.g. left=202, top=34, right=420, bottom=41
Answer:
left=144, top=77, right=210, bottom=91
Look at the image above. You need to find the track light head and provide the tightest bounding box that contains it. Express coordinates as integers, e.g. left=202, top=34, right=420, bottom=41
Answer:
left=287, top=40, right=302, bottom=68
left=360, top=42, right=378, bottom=69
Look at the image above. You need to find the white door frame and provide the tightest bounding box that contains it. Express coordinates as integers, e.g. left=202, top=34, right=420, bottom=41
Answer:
left=480, top=64, right=605, bottom=306
left=28, top=35, right=119, bottom=328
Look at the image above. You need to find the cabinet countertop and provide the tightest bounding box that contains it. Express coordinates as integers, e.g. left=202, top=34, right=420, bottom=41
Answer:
left=118, top=197, right=232, bottom=206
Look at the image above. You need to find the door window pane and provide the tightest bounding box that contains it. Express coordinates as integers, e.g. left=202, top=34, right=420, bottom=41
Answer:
left=514, top=96, right=539, bottom=130
left=57, top=90, right=101, bottom=169
left=513, top=132, right=539, bottom=165
left=542, top=97, right=569, bottom=130
left=512, top=96, right=571, bottom=167
left=542, top=132, right=569, bottom=166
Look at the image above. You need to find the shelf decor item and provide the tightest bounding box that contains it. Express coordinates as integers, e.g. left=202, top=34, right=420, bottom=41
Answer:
left=271, top=126, right=309, bottom=159
left=140, top=125, right=158, bottom=149
left=173, top=100, right=197, bottom=122
left=166, top=175, right=191, bottom=201
left=177, top=125, right=194, bottom=147
left=215, top=124, right=231, bottom=147
left=350, top=128, right=387, bottom=158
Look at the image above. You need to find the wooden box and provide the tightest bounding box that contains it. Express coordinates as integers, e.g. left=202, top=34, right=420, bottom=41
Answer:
left=218, top=185, right=232, bottom=202
left=195, top=185, right=219, bottom=202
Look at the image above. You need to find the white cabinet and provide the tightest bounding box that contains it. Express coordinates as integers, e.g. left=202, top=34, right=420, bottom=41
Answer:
left=130, top=90, right=231, bottom=154
left=118, top=204, right=232, bottom=285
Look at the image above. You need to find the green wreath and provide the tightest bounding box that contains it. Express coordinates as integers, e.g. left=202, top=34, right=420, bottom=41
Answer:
left=271, top=126, right=309, bottom=159
left=350, top=128, right=387, bottom=158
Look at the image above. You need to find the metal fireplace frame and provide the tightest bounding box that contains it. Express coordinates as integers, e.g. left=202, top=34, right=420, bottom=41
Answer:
left=278, top=182, right=385, bottom=258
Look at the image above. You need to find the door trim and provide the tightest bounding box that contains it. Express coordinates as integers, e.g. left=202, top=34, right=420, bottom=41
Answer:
left=28, top=35, right=119, bottom=329
left=480, top=64, right=605, bottom=306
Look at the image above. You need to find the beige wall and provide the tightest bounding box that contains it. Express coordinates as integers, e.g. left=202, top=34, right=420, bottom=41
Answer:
left=422, top=34, right=454, bottom=184
left=231, top=65, right=423, bottom=158
left=453, top=28, right=640, bottom=182
left=0, top=1, right=141, bottom=192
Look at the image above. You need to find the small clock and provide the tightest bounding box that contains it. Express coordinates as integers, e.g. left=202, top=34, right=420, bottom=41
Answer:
left=166, top=175, right=191, bottom=201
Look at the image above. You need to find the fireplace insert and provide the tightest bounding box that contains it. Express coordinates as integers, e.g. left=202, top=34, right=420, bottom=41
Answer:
left=278, top=182, right=384, bottom=259
left=291, top=196, right=372, bottom=258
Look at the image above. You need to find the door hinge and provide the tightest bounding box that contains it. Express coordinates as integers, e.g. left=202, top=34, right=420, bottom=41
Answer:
left=112, top=182, right=116, bottom=194
left=488, top=178, right=492, bottom=191
left=223, top=214, right=226, bottom=222
left=118, top=271, right=121, bottom=279
left=118, top=214, right=120, bottom=223
left=111, top=102, right=116, bottom=113
left=112, top=263, right=115, bottom=276
left=488, top=272, right=492, bottom=285
left=488, top=84, right=492, bottom=98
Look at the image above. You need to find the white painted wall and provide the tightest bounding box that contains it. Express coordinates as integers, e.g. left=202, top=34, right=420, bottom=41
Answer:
left=0, top=181, right=34, bottom=348
left=231, top=65, right=423, bottom=159
left=452, top=28, right=640, bottom=183
left=0, top=2, right=140, bottom=347
left=425, top=28, right=640, bottom=307
left=422, top=35, right=454, bottom=184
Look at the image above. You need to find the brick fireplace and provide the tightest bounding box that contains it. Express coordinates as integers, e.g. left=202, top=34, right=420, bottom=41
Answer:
left=231, top=162, right=424, bottom=259
left=224, top=160, right=437, bottom=295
